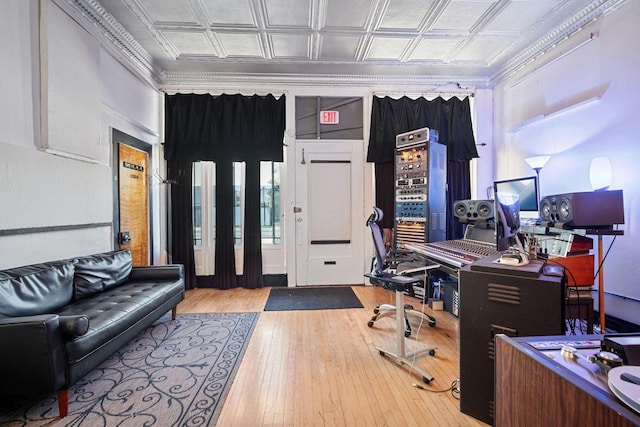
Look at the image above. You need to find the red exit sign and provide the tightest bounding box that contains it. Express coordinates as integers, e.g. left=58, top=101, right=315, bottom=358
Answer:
left=320, top=110, right=339, bottom=124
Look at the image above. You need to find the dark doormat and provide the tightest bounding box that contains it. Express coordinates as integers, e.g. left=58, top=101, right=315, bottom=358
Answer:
left=264, top=286, right=364, bottom=311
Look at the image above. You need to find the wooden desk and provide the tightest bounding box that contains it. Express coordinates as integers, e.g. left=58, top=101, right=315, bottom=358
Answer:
left=495, top=334, right=640, bottom=426
left=566, top=293, right=594, bottom=334
left=552, top=253, right=594, bottom=286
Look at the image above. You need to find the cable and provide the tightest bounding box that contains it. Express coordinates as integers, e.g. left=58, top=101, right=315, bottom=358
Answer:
left=594, top=234, right=617, bottom=280
left=413, top=379, right=461, bottom=400
left=406, top=274, right=428, bottom=381
left=545, top=257, right=592, bottom=334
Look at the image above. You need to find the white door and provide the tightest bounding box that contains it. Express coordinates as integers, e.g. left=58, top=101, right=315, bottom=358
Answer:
left=294, top=141, right=365, bottom=285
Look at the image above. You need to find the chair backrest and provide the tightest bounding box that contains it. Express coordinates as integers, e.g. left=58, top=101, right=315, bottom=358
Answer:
left=367, top=207, right=387, bottom=275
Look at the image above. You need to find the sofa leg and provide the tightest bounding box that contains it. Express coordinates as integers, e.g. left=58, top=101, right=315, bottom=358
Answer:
left=172, top=307, right=177, bottom=320
left=58, top=389, right=69, bottom=417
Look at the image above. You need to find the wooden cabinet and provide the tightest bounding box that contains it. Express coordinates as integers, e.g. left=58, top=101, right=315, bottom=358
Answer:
left=495, top=334, right=640, bottom=426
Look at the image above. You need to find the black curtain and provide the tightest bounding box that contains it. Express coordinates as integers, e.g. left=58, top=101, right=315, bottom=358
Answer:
left=242, top=159, right=263, bottom=289
left=214, top=160, right=237, bottom=289
left=368, top=96, right=478, bottom=239
left=167, top=159, right=197, bottom=289
left=164, top=93, right=286, bottom=289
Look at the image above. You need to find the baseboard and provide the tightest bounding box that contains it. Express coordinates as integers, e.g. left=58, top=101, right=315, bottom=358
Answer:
left=195, top=274, right=287, bottom=288
left=595, top=311, right=640, bottom=333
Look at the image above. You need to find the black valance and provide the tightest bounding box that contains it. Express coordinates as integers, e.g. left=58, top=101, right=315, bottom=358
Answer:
left=368, top=95, right=477, bottom=239
left=164, top=93, right=286, bottom=162
left=367, top=96, right=478, bottom=163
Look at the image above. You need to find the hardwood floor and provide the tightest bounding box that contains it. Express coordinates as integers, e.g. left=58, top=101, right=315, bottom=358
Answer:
left=177, top=285, right=489, bottom=426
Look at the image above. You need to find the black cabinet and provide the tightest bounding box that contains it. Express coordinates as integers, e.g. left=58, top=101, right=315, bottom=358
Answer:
left=459, top=254, right=564, bottom=425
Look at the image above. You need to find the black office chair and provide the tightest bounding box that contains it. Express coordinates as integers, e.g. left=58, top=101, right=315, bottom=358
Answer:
left=364, top=206, right=439, bottom=383
left=366, top=207, right=437, bottom=336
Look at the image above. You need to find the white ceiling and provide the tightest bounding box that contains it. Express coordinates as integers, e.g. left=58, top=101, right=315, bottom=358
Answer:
left=61, top=0, right=627, bottom=88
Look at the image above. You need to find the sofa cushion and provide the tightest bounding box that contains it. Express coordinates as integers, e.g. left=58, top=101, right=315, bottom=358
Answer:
left=73, top=250, right=133, bottom=300
left=0, top=261, right=74, bottom=318
left=59, top=278, right=184, bottom=364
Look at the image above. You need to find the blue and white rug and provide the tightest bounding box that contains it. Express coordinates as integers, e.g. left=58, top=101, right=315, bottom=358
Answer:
left=0, top=312, right=259, bottom=427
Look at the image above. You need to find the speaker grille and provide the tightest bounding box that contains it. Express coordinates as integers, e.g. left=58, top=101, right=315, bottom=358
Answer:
left=476, top=201, right=494, bottom=219
left=540, top=190, right=624, bottom=227
left=453, top=199, right=494, bottom=220
left=454, top=202, right=468, bottom=218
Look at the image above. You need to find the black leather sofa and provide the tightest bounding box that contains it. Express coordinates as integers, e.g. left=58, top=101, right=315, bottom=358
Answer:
left=0, top=249, right=185, bottom=417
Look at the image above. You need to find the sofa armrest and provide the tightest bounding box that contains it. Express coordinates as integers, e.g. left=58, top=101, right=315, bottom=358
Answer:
left=58, top=315, right=90, bottom=340
left=129, top=264, right=184, bottom=281
left=0, top=314, right=67, bottom=396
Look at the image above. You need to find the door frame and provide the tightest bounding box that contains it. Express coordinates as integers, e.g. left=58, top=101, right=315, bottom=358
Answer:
left=111, top=127, right=153, bottom=263
left=284, top=90, right=375, bottom=288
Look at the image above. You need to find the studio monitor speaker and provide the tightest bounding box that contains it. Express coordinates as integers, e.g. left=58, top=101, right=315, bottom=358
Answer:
left=539, top=190, right=624, bottom=228
left=453, top=199, right=494, bottom=220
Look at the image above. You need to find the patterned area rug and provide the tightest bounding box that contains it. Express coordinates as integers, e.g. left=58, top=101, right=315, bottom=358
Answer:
left=0, top=312, right=259, bottom=427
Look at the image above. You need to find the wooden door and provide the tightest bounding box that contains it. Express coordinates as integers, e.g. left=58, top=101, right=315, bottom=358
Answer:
left=118, top=143, right=149, bottom=265
left=294, top=141, right=365, bottom=285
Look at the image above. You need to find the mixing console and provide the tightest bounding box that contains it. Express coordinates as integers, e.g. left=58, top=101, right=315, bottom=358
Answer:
left=406, top=239, right=498, bottom=270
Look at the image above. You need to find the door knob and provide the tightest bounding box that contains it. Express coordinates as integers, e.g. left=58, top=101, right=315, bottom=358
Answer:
left=118, top=231, right=133, bottom=244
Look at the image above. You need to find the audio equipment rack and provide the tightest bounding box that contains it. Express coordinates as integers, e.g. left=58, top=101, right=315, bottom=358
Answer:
left=394, top=128, right=447, bottom=246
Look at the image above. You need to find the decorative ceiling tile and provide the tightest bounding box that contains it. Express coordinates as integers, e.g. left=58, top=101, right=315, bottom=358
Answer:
left=377, top=0, right=436, bottom=31
left=319, top=35, right=360, bottom=59
left=456, top=37, right=512, bottom=62
left=200, top=0, right=256, bottom=27
left=163, top=31, right=215, bottom=56
left=411, top=38, right=463, bottom=61
left=217, top=33, right=264, bottom=57
left=432, top=0, right=496, bottom=32
left=271, top=34, right=309, bottom=57
left=483, top=1, right=560, bottom=33
left=366, top=37, right=412, bottom=60
left=64, top=0, right=629, bottom=86
left=139, top=0, right=198, bottom=24
left=324, top=0, right=373, bottom=29
left=264, top=0, right=311, bottom=27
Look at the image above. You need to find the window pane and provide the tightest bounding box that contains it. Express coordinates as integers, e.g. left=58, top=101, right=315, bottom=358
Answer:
left=210, top=163, right=216, bottom=244
left=295, top=96, right=363, bottom=139
left=192, top=162, right=202, bottom=246
left=194, top=161, right=280, bottom=248
left=260, top=161, right=281, bottom=244
left=234, top=162, right=243, bottom=245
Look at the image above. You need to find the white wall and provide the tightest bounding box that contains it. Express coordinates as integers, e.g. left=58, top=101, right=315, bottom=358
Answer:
left=494, top=1, right=640, bottom=325
left=0, top=0, right=162, bottom=268
left=470, top=88, right=494, bottom=200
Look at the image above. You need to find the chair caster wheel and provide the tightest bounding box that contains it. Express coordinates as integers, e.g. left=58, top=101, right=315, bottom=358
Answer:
left=429, top=349, right=436, bottom=356
left=373, top=308, right=380, bottom=314
left=422, top=376, right=431, bottom=384
left=429, top=320, right=436, bottom=327
left=367, top=321, right=374, bottom=327
left=404, top=331, right=411, bottom=338
left=379, top=350, right=385, bottom=356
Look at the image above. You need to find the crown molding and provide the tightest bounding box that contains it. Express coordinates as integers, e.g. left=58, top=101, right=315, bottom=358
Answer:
left=489, top=0, right=629, bottom=86
left=52, top=0, right=163, bottom=87
left=159, top=72, right=488, bottom=93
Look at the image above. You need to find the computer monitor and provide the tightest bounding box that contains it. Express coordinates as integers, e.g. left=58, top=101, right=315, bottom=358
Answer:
left=494, top=191, right=520, bottom=252
left=493, top=176, right=539, bottom=220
